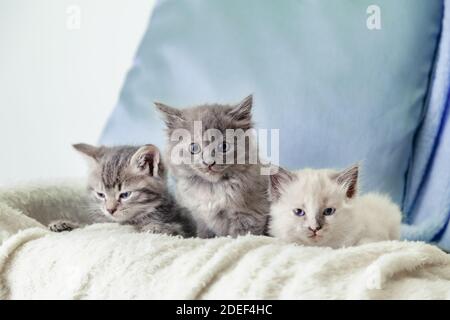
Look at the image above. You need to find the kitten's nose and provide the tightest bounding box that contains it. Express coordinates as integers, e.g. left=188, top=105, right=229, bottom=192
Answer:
left=309, top=226, right=322, bottom=233
left=203, top=160, right=216, bottom=168
left=107, top=208, right=117, bottom=215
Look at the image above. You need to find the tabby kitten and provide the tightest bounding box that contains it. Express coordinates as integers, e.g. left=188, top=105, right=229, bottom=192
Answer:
left=155, top=95, right=269, bottom=238
left=268, top=164, right=401, bottom=248
left=48, top=144, right=196, bottom=237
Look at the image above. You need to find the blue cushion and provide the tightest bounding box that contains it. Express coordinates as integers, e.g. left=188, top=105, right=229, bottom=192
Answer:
left=100, top=0, right=443, bottom=205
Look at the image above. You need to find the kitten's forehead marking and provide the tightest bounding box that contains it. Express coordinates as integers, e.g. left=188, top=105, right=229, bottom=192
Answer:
left=97, top=146, right=139, bottom=189
left=179, top=105, right=248, bottom=132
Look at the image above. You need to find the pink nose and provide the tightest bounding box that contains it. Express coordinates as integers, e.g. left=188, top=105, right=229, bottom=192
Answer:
left=309, top=226, right=322, bottom=233
left=107, top=208, right=117, bottom=215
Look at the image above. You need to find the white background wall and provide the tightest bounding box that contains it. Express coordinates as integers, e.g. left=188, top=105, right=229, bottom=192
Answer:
left=0, top=0, right=155, bottom=186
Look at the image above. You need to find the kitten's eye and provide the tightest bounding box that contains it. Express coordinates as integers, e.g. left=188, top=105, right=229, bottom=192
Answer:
left=293, top=208, right=305, bottom=217
left=189, top=142, right=201, bottom=154
left=217, top=142, right=230, bottom=153
left=96, top=192, right=105, bottom=199
left=119, top=192, right=132, bottom=200
left=323, top=208, right=336, bottom=216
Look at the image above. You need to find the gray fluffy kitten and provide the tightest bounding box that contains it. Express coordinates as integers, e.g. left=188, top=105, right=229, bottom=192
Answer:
left=155, top=95, right=269, bottom=238
left=48, top=144, right=196, bottom=237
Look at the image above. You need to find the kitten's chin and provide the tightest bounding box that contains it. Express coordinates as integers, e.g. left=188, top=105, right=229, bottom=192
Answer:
left=194, top=168, right=226, bottom=183
left=109, top=216, right=127, bottom=223
left=202, top=172, right=223, bottom=182
left=102, top=211, right=134, bottom=223
left=298, top=234, right=326, bottom=246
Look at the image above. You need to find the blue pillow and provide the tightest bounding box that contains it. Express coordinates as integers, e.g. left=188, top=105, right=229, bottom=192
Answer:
left=100, top=0, right=443, bottom=206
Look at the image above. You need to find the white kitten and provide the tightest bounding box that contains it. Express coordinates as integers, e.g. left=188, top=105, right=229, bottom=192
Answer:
left=268, top=164, right=402, bottom=248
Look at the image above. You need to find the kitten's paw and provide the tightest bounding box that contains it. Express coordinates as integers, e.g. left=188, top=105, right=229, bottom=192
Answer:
left=228, top=213, right=266, bottom=237
left=139, top=223, right=182, bottom=236
left=48, top=220, right=79, bottom=232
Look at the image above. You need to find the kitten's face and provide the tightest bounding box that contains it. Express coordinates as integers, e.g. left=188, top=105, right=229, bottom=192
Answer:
left=74, top=144, right=166, bottom=223
left=155, top=95, right=256, bottom=183
left=269, top=165, right=359, bottom=247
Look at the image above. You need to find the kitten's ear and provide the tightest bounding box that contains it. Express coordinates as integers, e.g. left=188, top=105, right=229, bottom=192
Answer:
left=130, top=144, right=165, bottom=178
left=269, top=166, right=295, bottom=202
left=73, top=143, right=102, bottom=165
left=228, top=94, right=253, bottom=129
left=154, top=102, right=184, bottom=129
left=334, top=164, right=359, bottom=198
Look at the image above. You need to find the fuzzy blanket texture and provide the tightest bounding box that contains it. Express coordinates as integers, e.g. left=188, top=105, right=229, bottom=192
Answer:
left=0, top=183, right=450, bottom=299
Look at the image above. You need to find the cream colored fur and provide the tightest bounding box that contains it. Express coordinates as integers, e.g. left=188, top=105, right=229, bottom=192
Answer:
left=269, top=168, right=402, bottom=248
left=1, top=182, right=450, bottom=299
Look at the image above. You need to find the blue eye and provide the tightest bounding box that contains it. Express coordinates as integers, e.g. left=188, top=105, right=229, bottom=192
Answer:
left=119, top=192, right=132, bottom=200
left=323, top=208, right=336, bottom=216
left=96, top=192, right=105, bottom=199
left=293, top=208, right=305, bottom=217
left=189, top=142, right=201, bottom=154
left=218, top=142, right=230, bottom=153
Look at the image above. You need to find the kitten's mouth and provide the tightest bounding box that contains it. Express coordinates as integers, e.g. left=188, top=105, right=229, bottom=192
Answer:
left=308, top=233, right=322, bottom=240
left=195, top=165, right=229, bottom=182
left=103, top=212, right=119, bottom=221
left=201, top=166, right=223, bottom=175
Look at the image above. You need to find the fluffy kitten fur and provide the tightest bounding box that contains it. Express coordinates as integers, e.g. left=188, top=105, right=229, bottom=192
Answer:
left=48, top=144, right=196, bottom=237
left=268, top=164, right=401, bottom=248
left=155, top=95, right=269, bottom=238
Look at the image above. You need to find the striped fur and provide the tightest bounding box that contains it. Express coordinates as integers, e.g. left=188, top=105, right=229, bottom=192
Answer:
left=49, top=144, right=196, bottom=237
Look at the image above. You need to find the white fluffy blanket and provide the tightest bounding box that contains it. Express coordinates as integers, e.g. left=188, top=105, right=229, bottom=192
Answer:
left=1, top=183, right=450, bottom=299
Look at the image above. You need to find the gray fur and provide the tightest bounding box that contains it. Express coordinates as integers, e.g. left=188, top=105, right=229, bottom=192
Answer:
left=48, top=144, right=196, bottom=237
left=155, top=95, right=269, bottom=238
left=48, top=220, right=81, bottom=232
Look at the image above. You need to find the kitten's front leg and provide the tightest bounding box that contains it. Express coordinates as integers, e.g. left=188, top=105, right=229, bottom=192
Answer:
left=139, top=222, right=183, bottom=236
left=195, top=219, right=216, bottom=238
left=48, top=220, right=81, bottom=232
left=228, top=212, right=267, bottom=237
